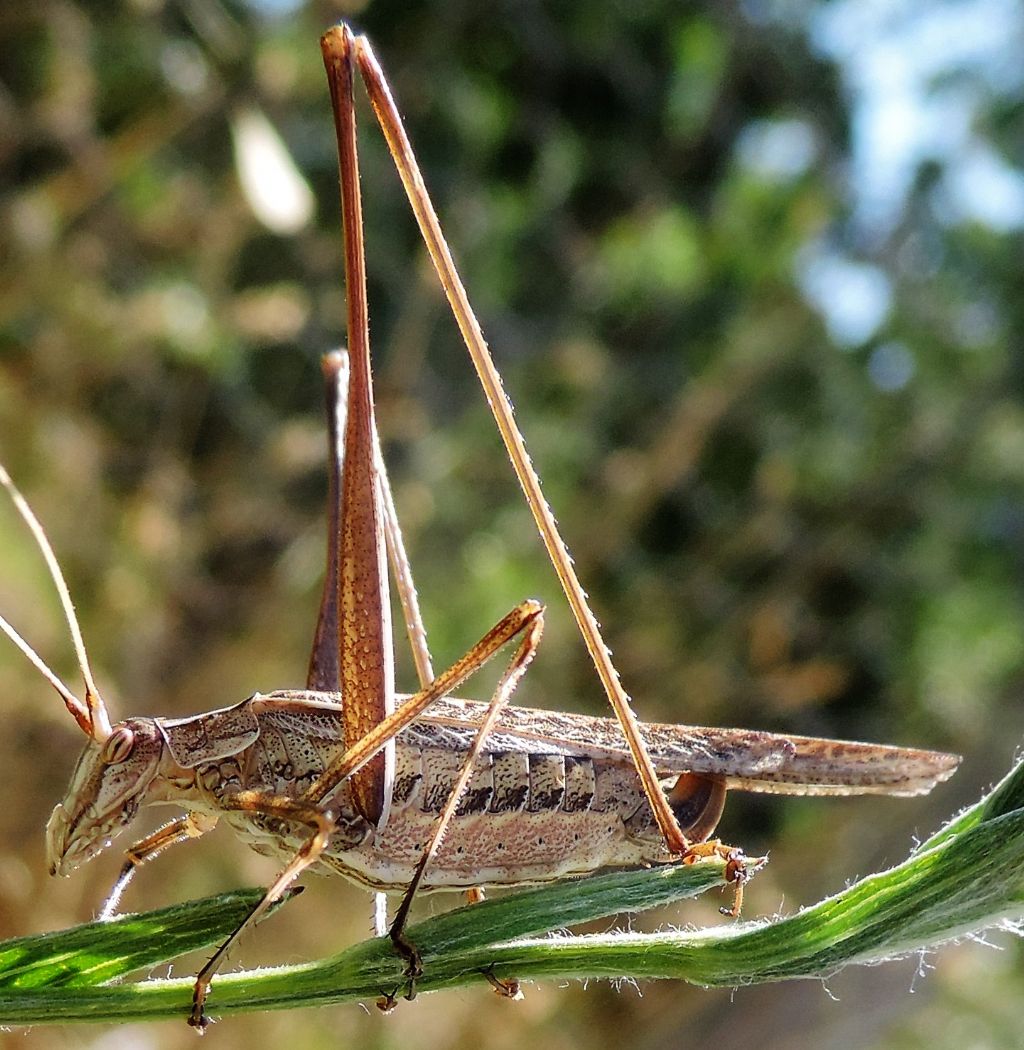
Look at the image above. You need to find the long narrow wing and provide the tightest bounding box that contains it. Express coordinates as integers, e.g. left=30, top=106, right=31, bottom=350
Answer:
left=411, top=696, right=961, bottom=798
left=259, top=691, right=960, bottom=799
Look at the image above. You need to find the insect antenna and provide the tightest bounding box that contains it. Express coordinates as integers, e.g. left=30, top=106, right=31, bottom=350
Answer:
left=0, top=462, right=111, bottom=742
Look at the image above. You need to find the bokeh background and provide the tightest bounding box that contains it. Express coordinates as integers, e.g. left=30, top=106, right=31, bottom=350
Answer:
left=2, top=0, right=1024, bottom=1047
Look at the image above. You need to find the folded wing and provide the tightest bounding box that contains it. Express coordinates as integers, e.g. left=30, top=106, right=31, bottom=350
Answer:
left=417, top=696, right=960, bottom=798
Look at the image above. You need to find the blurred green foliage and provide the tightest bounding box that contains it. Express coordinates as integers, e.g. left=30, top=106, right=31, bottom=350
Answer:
left=1, top=1, right=1023, bottom=1048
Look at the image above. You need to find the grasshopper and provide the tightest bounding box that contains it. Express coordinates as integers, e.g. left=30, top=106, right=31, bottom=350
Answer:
left=0, top=24, right=959, bottom=1031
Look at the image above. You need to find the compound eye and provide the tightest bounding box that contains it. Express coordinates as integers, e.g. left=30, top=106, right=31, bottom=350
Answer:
left=102, top=726, right=135, bottom=765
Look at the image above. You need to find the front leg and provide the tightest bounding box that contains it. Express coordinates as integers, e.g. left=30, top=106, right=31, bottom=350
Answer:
left=188, top=792, right=337, bottom=1032
left=100, top=812, right=217, bottom=919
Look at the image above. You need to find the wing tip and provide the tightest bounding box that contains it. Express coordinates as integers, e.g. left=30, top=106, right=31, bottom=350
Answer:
left=727, top=745, right=962, bottom=797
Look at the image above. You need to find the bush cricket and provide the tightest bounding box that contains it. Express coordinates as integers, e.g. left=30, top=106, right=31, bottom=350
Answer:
left=0, top=23, right=961, bottom=1031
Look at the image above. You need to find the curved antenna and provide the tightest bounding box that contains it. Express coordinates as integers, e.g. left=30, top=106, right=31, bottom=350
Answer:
left=0, top=462, right=111, bottom=742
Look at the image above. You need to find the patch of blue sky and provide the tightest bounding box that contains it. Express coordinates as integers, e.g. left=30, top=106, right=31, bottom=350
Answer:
left=812, top=0, right=1024, bottom=239
left=736, top=118, right=818, bottom=181
left=867, top=341, right=916, bottom=392
left=797, top=244, right=893, bottom=347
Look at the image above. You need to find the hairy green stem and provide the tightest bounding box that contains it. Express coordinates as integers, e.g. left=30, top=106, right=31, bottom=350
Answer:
left=1, top=759, right=1023, bottom=1027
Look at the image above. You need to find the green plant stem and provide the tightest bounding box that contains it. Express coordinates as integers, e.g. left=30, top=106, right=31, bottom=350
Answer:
left=2, top=759, right=1024, bottom=1027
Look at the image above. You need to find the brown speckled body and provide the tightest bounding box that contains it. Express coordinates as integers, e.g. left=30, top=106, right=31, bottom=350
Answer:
left=140, top=688, right=958, bottom=894
left=190, top=692, right=672, bottom=891
left=46, top=684, right=959, bottom=892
